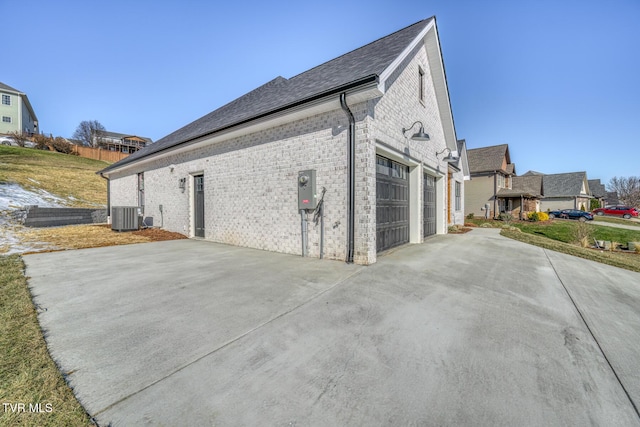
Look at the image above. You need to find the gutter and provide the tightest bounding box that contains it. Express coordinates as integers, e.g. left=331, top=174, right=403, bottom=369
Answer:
left=340, top=93, right=355, bottom=264
left=99, top=75, right=380, bottom=176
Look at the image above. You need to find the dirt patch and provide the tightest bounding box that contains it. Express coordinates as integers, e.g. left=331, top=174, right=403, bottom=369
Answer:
left=13, top=224, right=188, bottom=255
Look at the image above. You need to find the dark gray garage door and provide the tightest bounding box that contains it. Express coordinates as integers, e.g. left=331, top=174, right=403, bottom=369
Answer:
left=424, top=174, right=436, bottom=237
left=376, top=155, right=409, bottom=252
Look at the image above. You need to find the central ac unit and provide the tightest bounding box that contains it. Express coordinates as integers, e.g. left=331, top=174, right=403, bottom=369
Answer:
left=111, top=206, right=140, bottom=231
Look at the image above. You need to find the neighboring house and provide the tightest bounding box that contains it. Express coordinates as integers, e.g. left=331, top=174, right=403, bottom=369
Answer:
left=605, top=191, right=620, bottom=206
left=464, top=144, right=515, bottom=218
left=0, top=82, right=38, bottom=136
left=447, top=139, right=470, bottom=225
left=99, top=17, right=468, bottom=265
left=537, top=172, right=592, bottom=211
left=588, top=179, right=607, bottom=208
left=496, top=174, right=543, bottom=219
left=93, top=131, right=153, bottom=154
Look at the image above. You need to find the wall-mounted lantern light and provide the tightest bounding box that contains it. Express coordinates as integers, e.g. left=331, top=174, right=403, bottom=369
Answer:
left=179, top=177, right=186, bottom=193
left=436, top=147, right=459, bottom=163
left=402, top=121, right=430, bottom=141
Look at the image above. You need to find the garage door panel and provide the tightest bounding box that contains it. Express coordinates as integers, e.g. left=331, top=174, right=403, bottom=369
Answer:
left=377, top=156, right=409, bottom=252
left=424, top=174, right=436, bottom=237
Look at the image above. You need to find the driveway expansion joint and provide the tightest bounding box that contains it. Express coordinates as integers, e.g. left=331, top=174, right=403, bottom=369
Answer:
left=543, top=249, right=640, bottom=420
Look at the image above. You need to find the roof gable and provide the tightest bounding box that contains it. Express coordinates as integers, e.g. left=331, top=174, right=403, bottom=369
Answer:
left=542, top=172, right=589, bottom=197
left=101, top=18, right=443, bottom=174
left=467, top=144, right=513, bottom=174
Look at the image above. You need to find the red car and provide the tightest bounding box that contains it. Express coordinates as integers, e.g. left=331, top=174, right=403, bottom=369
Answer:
left=592, top=205, right=639, bottom=219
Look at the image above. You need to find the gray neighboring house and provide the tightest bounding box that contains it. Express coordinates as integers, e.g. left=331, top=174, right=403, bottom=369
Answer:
left=588, top=179, right=606, bottom=208
left=534, top=172, right=592, bottom=211
left=99, top=17, right=469, bottom=265
left=0, top=82, right=38, bottom=136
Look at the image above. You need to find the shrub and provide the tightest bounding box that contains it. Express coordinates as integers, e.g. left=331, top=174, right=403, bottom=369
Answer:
left=573, top=220, right=593, bottom=248
left=498, top=213, right=513, bottom=223
left=466, top=213, right=475, bottom=220
left=7, top=130, right=29, bottom=147
left=528, top=211, right=549, bottom=222
left=32, top=134, right=51, bottom=150
left=51, top=137, right=76, bottom=154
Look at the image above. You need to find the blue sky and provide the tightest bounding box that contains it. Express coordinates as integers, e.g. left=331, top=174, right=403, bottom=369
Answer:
left=3, top=0, right=638, bottom=184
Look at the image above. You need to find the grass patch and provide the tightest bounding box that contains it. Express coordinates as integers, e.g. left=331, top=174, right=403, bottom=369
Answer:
left=512, top=220, right=640, bottom=244
left=0, top=255, right=92, bottom=426
left=593, top=216, right=640, bottom=227
left=0, top=146, right=109, bottom=207
left=501, top=229, right=640, bottom=272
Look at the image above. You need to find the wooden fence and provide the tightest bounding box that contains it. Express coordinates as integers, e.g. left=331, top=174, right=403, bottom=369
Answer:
left=72, top=145, right=129, bottom=163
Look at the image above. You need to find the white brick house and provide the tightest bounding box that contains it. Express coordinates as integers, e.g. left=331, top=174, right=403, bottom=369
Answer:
left=100, top=17, right=469, bottom=265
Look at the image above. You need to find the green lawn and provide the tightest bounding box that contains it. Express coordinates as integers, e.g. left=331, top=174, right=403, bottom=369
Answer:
left=593, top=215, right=640, bottom=227
left=466, top=218, right=640, bottom=272
left=0, top=255, right=91, bottom=426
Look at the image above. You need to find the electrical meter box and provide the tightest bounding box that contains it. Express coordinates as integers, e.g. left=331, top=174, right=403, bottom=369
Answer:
left=298, top=170, right=317, bottom=210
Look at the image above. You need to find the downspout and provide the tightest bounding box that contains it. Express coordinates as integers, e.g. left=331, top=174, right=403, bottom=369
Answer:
left=340, top=93, right=355, bottom=264
left=99, top=173, right=110, bottom=223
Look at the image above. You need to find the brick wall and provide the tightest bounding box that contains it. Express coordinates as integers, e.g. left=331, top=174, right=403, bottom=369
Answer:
left=108, top=38, right=457, bottom=265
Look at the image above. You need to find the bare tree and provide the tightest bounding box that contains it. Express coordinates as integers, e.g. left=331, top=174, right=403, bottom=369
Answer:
left=72, top=120, right=105, bottom=147
left=608, top=176, right=640, bottom=207
left=7, top=130, right=29, bottom=147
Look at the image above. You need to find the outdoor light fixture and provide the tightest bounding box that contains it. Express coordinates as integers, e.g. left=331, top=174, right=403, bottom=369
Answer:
left=402, top=121, right=430, bottom=141
left=436, top=147, right=459, bottom=163
left=179, top=177, right=186, bottom=192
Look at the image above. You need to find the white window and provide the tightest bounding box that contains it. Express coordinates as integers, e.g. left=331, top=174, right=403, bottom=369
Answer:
left=2, top=94, right=10, bottom=105
left=497, top=174, right=505, bottom=188
left=418, top=67, right=425, bottom=102
left=2, top=116, right=11, bottom=123
left=455, top=181, right=461, bottom=211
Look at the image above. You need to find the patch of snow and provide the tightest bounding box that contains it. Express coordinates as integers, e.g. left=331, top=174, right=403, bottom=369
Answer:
left=0, top=182, right=69, bottom=255
left=0, top=182, right=68, bottom=210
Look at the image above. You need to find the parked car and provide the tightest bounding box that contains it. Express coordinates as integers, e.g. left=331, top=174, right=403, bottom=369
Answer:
left=0, top=135, right=16, bottom=146
left=548, top=209, right=594, bottom=221
left=592, top=205, right=639, bottom=219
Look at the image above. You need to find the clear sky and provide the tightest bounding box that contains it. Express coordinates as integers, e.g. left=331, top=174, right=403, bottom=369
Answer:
left=3, top=0, right=638, bottom=185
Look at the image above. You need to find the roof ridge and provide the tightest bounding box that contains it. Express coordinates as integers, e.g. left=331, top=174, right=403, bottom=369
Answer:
left=288, top=18, right=433, bottom=81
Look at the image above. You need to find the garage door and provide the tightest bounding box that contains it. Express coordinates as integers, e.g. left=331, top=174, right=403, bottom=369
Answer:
left=424, top=174, right=436, bottom=237
left=376, top=155, right=409, bottom=252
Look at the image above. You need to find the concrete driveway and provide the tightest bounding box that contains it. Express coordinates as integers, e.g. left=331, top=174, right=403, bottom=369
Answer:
left=24, top=229, right=640, bottom=426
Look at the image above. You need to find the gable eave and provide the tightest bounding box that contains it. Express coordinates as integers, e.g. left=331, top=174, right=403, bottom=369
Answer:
left=378, top=17, right=458, bottom=152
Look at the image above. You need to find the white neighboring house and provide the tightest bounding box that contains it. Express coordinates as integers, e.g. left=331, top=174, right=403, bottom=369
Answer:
left=0, top=82, right=38, bottom=136
left=99, top=17, right=470, bottom=265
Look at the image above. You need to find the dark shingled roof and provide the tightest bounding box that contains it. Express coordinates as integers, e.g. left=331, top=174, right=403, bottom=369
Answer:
left=497, top=175, right=543, bottom=198
left=0, top=82, right=21, bottom=93
left=467, top=144, right=512, bottom=174
left=101, top=18, right=434, bottom=173
left=542, top=172, right=588, bottom=197
left=588, top=179, right=606, bottom=198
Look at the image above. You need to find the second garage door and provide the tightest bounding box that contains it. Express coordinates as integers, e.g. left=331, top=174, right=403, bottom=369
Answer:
left=376, top=155, right=409, bottom=252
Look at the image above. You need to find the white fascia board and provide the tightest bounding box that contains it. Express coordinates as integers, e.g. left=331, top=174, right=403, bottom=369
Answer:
left=377, top=19, right=436, bottom=94
left=378, top=19, right=458, bottom=153
left=103, top=84, right=382, bottom=177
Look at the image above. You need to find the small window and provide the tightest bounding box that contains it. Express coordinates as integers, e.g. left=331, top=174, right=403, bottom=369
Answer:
left=418, top=67, right=425, bottom=102
left=2, top=116, right=11, bottom=123
left=2, top=94, right=10, bottom=105
left=455, top=181, right=461, bottom=211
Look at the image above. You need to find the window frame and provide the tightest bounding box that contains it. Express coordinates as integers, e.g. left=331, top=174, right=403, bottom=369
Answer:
left=455, top=181, right=461, bottom=211
left=1, top=94, right=10, bottom=106
left=418, top=66, right=425, bottom=103
left=2, top=116, right=11, bottom=123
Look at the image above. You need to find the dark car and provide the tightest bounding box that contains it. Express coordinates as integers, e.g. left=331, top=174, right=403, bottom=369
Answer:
left=548, top=209, right=594, bottom=221
left=592, top=205, right=639, bottom=219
